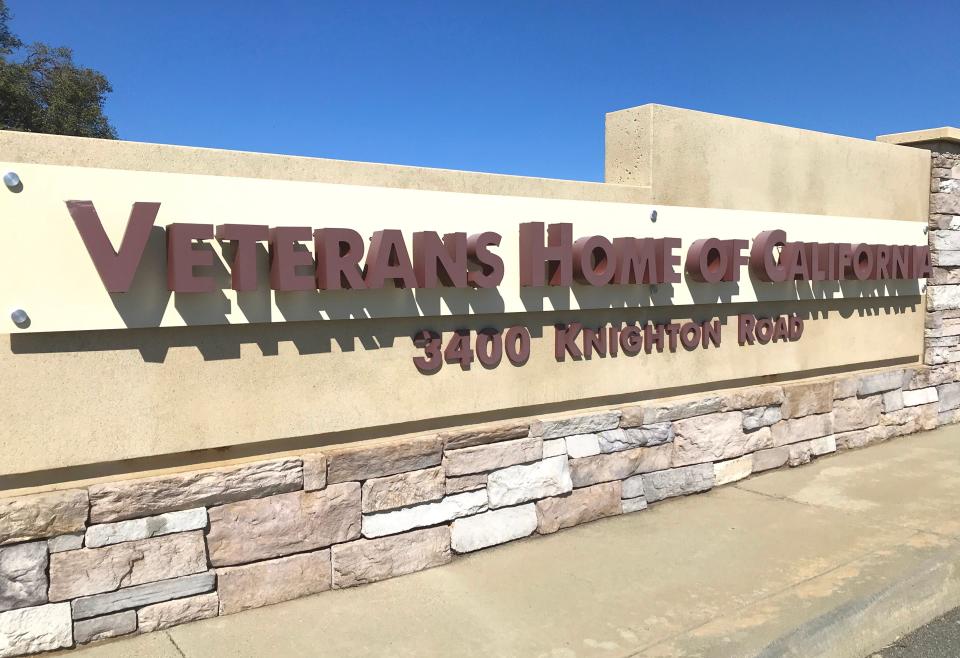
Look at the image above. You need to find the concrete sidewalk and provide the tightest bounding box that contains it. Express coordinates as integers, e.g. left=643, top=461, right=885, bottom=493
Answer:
left=64, top=427, right=960, bottom=658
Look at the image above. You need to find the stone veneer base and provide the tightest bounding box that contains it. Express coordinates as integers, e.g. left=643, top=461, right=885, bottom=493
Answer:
left=1, top=362, right=959, bottom=657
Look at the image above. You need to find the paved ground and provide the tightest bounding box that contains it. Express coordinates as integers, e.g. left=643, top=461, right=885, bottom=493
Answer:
left=871, top=606, right=960, bottom=657
left=63, top=427, right=960, bottom=658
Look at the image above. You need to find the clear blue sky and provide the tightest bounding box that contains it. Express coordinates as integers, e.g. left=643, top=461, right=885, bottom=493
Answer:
left=7, top=1, right=952, bottom=182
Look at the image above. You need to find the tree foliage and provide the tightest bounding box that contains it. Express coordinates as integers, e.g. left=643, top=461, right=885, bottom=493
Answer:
left=0, top=0, right=116, bottom=138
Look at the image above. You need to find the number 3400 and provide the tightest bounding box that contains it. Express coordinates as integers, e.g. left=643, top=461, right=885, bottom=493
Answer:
left=412, top=327, right=531, bottom=373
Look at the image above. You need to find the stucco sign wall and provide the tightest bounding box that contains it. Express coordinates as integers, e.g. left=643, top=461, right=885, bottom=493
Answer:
left=0, top=126, right=931, bottom=475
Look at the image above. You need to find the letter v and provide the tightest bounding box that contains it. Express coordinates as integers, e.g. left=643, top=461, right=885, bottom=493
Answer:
left=66, top=201, right=159, bottom=292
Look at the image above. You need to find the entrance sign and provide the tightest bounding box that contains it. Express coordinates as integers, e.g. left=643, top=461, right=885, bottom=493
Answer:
left=0, top=162, right=926, bottom=334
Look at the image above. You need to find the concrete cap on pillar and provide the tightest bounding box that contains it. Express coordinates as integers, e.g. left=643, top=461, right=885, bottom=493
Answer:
left=877, top=127, right=960, bottom=147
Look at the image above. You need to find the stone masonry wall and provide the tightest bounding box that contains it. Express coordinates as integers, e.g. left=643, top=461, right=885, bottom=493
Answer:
left=1, top=362, right=958, bottom=657
left=926, top=144, right=960, bottom=364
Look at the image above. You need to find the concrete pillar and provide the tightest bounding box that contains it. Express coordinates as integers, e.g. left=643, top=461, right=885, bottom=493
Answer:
left=878, top=128, right=960, bottom=367
left=606, top=104, right=930, bottom=219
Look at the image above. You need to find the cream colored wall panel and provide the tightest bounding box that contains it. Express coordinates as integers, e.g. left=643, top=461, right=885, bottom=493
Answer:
left=0, top=162, right=925, bottom=334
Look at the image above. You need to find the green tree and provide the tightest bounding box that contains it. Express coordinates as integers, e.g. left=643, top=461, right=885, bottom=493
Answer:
left=0, top=0, right=117, bottom=138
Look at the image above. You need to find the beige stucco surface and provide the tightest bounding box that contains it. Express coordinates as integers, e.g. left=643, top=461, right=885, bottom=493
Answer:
left=0, top=297, right=922, bottom=479
left=0, top=130, right=652, bottom=203
left=606, top=104, right=931, bottom=220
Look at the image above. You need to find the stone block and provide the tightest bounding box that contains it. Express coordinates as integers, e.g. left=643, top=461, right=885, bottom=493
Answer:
left=881, top=390, right=904, bottom=413
left=788, top=436, right=837, bottom=467
left=71, top=572, right=215, bottom=620
left=931, top=230, right=960, bottom=251
left=49, top=531, right=208, bottom=601
left=570, top=444, right=672, bottom=487
left=621, top=474, right=645, bottom=499
left=597, top=424, right=673, bottom=453
left=924, top=346, right=960, bottom=365
left=640, top=396, right=724, bottom=424
left=752, top=447, right=789, bottom=472
left=361, top=466, right=445, bottom=513
left=857, top=370, right=907, bottom=397
left=788, top=443, right=811, bottom=467
left=621, top=497, right=648, bottom=514
left=217, top=551, right=330, bottom=615
left=903, top=387, right=938, bottom=407
left=361, top=490, right=486, bottom=538
left=781, top=381, right=834, bottom=418
left=722, top=385, right=785, bottom=410
left=618, top=405, right=646, bottom=428
left=771, top=413, right=834, bottom=447
left=811, top=435, right=837, bottom=455
left=487, top=456, right=573, bottom=508
left=535, top=482, right=621, bottom=534
left=929, top=215, right=956, bottom=231
left=542, top=439, right=567, bottom=458
left=302, top=453, right=327, bottom=491
left=928, top=285, right=960, bottom=312
left=332, top=526, right=450, bottom=588
left=85, top=507, right=207, bottom=548
left=882, top=403, right=939, bottom=436
left=137, top=592, right=219, bottom=632
left=932, top=251, right=960, bottom=267
left=442, top=437, right=542, bottom=476
left=0, top=489, right=88, bottom=545
left=833, top=377, right=859, bottom=400
left=530, top=412, right=620, bottom=439
left=88, top=458, right=302, bottom=523
left=445, top=473, right=487, bottom=495
left=931, top=267, right=960, bottom=285
left=326, top=435, right=442, bottom=484
left=0, top=542, right=47, bottom=612
left=940, top=409, right=960, bottom=426
left=714, top=455, right=753, bottom=486
left=832, top=396, right=882, bottom=432
left=839, top=429, right=874, bottom=450
left=932, top=323, right=960, bottom=342
left=73, top=610, right=137, bottom=644
left=440, top=420, right=530, bottom=450
left=47, top=533, right=83, bottom=553
left=928, top=336, right=960, bottom=348
left=641, top=464, right=714, bottom=503
left=672, top=411, right=771, bottom=466
left=0, top=603, right=72, bottom=657
left=931, top=193, right=960, bottom=215
left=742, top=406, right=781, bottom=431
left=564, top=433, right=601, bottom=458
left=450, top=504, right=537, bottom=553
left=909, top=366, right=959, bottom=390
left=938, top=382, right=960, bottom=411
left=207, top=483, right=360, bottom=567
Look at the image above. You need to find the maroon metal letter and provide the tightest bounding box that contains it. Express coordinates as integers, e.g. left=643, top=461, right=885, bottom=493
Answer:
left=270, top=226, right=316, bottom=291
left=413, top=232, right=469, bottom=288
left=519, top=222, right=573, bottom=286
left=167, top=223, right=216, bottom=292
left=315, top=228, right=367, bottom=290
left=216, top=224, right=269, bottom=291
left=365, top=230, right=418, bottom=289
left=66, top=200, right=159, bottom=293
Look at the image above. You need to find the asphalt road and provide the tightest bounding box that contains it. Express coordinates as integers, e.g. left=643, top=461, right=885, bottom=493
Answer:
left=872, top=606, right=960, bottom=658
